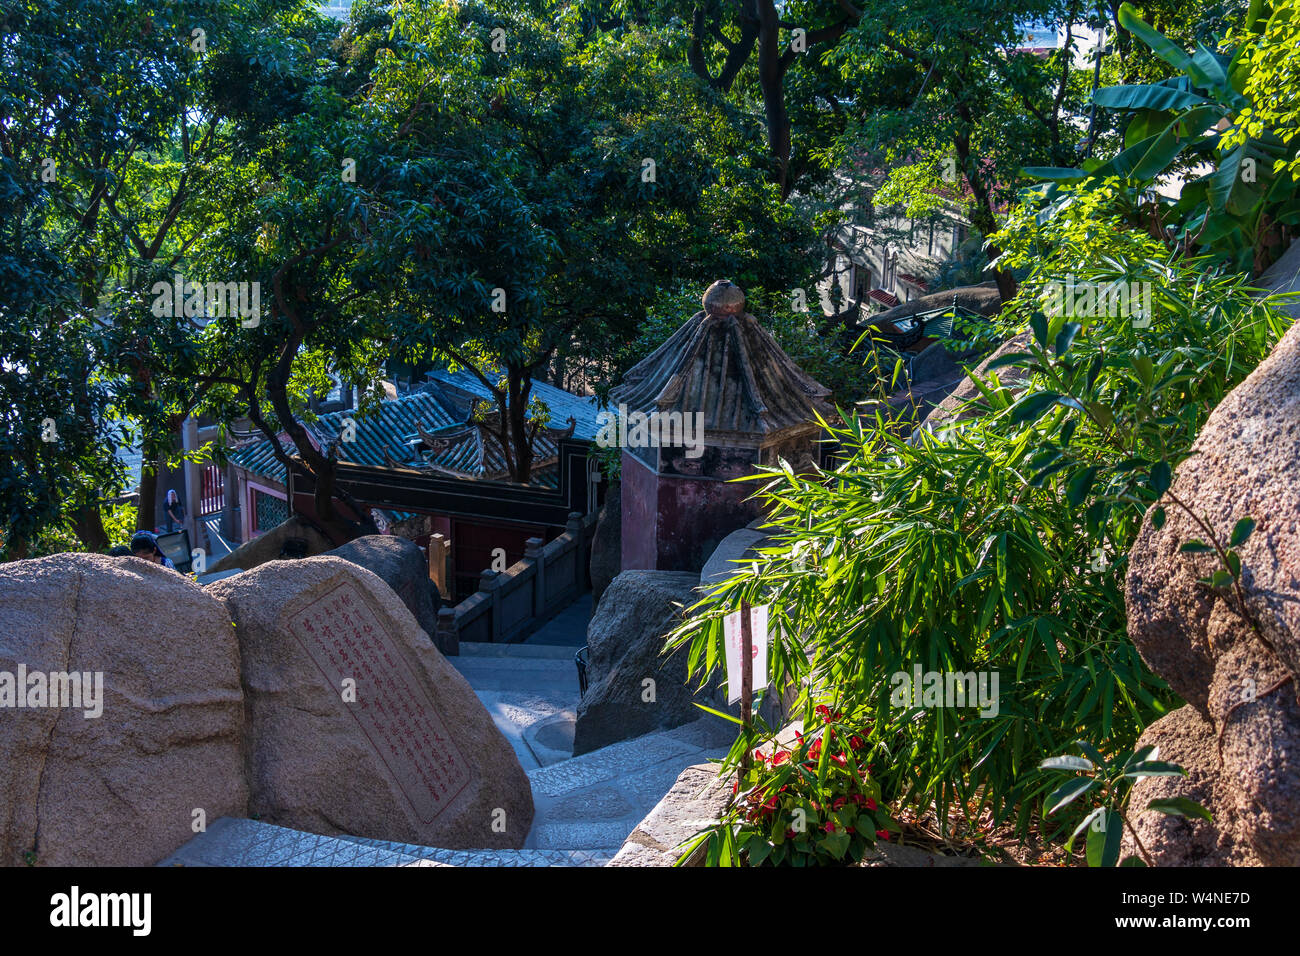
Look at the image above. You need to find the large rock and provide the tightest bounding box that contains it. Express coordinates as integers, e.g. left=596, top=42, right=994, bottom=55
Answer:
left=1125, top=286, right=1300, bottom=865
left=573, top=570, right=704, bottom=755
left=0, top=554, right=247, bottom=867
left=590, top=480, right=622, bottom=610
left=608, top=763, right=728, bottom=866
left=922, top=330, right=1032, bottom=431
left=1121, top=707, right=1255, bottom=866
left=327, top=535, right=442, bottom=641
left=207, top=514, right=335, bottom=575
left=208, top=556, right=532, bottom=848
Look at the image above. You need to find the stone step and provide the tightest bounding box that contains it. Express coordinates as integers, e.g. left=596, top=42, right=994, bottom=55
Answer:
left=451, top=648, right=580, bottom=696
left=458, top=641, right=579, bottom=660
left=523, top=717, right=737, bottom=854
left=331, top=834, right=614, bottom=867
left=159, top=817, right=448, bottom=867
left=161, top=816, right=615, bottom=867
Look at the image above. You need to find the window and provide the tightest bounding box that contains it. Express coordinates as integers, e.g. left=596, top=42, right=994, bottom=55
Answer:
left=252, top=489, right=288, bottom=535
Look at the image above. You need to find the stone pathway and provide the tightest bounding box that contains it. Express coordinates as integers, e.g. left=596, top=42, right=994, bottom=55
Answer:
left=450, top=642, right=580, bottom=771
left=451, top=639, right=734, bottom=854
left=201, top=514, right=236, bottom=559
left=525, top=716, right=733, bottom=853
left=525, top=593, right=592, bottom=646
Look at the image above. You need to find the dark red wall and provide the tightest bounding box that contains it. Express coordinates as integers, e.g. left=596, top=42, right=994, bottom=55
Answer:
left=620, top=453, right=659, bottom=571
left=621, top=450, right=763, bottom=573
left=652, top=471, right=761, bottom=572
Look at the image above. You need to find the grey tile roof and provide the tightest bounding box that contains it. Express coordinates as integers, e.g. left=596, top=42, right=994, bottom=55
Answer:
left=229, top=391, right=458, bottom=482
left=422, top=367, right=605, bottom=443
left=228, top=379, right=569, bottom=489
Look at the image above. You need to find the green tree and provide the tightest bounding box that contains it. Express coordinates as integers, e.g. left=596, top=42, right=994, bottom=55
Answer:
left=194, top=0, right=817, bottom=520
left=0, top=0, right=303, bottom=556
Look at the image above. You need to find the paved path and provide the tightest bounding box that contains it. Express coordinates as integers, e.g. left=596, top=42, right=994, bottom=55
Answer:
left=451, top=639, right=733, bottom=855
left=525, top=592, right=591, bottom=646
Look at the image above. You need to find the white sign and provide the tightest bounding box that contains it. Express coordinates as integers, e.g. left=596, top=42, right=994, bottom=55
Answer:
left=723, top=604, right=769, bottom=706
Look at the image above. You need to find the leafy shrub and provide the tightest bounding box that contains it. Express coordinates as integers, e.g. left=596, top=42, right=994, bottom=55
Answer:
left=670, top=240, right=1290, bottom=852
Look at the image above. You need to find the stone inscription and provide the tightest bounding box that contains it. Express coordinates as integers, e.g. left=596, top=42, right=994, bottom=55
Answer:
left=285, top=581, right=469, bottom=822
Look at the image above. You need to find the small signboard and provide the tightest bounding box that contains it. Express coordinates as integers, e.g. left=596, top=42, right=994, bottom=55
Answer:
left=723, top=604, right=769, bottom=706
left=155, top=529, right=193, bottom=573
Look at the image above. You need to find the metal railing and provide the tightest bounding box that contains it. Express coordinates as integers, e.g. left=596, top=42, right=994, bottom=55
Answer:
left=575, top=645, right=589, bottom=696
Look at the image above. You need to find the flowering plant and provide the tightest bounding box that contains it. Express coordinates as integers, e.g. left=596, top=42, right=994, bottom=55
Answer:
left=685, top=707, right=899, bottom=866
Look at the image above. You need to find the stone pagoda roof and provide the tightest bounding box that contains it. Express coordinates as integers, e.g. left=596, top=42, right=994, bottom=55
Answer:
left=611, top=281, right=832, bottom=439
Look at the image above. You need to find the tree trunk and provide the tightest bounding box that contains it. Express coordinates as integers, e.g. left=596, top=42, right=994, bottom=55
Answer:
left=954, top=129, right=1018, bottom=303
left=73, top=504, right=110, bottom=552
left=757, top=0, right=793, bottom=199
left=137, top=459, right=158, bottom=533
left=507, top=367, right=533, bottom=484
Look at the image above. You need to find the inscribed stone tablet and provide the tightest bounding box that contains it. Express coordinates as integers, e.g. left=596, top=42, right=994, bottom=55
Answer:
left=283, top=581, right=469, bottom=822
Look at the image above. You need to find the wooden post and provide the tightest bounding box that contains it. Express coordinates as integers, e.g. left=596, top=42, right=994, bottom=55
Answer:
left=428, top=533, right=450, bottom=599
left=740, top=600, right=753, bottom=772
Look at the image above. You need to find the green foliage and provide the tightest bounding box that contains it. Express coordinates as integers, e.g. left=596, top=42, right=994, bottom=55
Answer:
left=1040, top=740, right=1211, bottom=866
left=874, top=157, right=965, bottom=221
left=10, top=499, right=141, bottom=561
left=669, top=242, right=1289, bottom=852
left=1223, top=0, right=1300, bottom=179
left=0, top=0, right=314, bottom=554
left=1022, top=2, right=1300, bottom=273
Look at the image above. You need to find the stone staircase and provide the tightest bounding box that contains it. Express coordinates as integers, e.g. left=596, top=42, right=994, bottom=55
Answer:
left=162, top=641, right=735, bottom=867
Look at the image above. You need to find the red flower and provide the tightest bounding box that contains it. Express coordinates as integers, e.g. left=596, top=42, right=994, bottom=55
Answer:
left=772, top=750, right=790, bottom=766
left=832, top=796, right=848, bottom=810
left=875, top=829, right=890, bottom=841
left=850, top=735, right=865, bottom=751
left=785, top=829, right=797, bottom=839
left=823, top=821, right=837, bottom=833
left=732, top=780, right=739, bottom=795
left=815, top=705, right=831, bottom=720
left=864, top=797, right=878, bottom=811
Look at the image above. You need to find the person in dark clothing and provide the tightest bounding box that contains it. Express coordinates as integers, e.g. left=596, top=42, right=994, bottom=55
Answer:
left=107, top=545, right=132, bottom=557
left=130, top=531, right=176, bottom=569
left=164, top=489, right=186, bottom=533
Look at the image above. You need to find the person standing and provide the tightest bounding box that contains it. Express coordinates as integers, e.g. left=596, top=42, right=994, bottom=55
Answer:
left=164, top=489, right=186, bottom=534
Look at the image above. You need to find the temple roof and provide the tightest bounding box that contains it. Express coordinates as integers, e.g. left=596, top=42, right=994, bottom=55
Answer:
left=610, top=281, right=831, bottom=437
